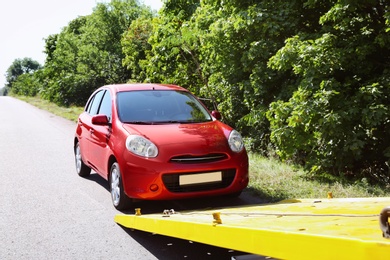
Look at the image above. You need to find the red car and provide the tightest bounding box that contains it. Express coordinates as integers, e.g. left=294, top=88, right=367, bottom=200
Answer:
left=74, top=84, right=249, bottom=209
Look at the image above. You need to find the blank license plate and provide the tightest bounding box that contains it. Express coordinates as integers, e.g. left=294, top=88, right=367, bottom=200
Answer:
left=179, top=172, right=222, bottom=186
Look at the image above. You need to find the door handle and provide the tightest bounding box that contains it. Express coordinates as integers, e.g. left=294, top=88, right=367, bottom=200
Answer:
left=89, top=129, right=95, bottom=134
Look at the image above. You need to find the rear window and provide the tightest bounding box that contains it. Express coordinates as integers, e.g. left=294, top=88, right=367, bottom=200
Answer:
left=116, top=90, right=212, bottom=124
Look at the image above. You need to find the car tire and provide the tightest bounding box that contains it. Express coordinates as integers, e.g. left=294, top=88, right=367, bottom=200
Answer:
left=74, top=142, right=91, bottom=177
left=109, top=162, right=133, bottom=210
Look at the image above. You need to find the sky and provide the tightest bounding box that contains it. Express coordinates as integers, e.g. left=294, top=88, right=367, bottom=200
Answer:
left=0, top=0, right=162, bottom=89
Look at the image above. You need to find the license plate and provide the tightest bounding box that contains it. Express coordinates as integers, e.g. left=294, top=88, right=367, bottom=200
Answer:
left=179, top=172, right=222, bottom=186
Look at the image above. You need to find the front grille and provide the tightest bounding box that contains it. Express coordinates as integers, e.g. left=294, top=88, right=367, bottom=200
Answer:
left=170, top=153, right=228, bottom=164
left=162, top=169, right=236, bottom=193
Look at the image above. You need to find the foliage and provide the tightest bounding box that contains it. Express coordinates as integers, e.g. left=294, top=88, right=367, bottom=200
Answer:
left=121, top=14, right=154, bottom=82
left=267, top=0, right=390, bottom=181
left=5, top=58, right=42, bottom=88
left=40, top=0, right=152, bottom=106
left=11, top=72, right=41, bottom=96
left=135, top=0, right=205, bottom=94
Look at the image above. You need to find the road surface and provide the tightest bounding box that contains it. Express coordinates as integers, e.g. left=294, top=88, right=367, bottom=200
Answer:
left=0, top=96, right=265, bottom=259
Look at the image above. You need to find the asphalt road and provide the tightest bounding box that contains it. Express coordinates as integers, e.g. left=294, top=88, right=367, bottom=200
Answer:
left=0, top=96, right=267, bottom=260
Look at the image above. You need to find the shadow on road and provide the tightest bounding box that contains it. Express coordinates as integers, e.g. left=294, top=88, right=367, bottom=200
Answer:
left=82, top=172, right=110, bottom=192
left=83, top=172, right=267, bottom=214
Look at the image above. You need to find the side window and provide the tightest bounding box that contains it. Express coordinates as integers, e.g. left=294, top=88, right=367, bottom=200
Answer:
left=88, top=90, right=105, bottom=116
left=98, top=91, right=112, bottom=122
left=85, top=96, right=94, bottom=113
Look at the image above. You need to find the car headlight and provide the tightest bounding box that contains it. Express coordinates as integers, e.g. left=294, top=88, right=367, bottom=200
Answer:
left=126, top=135, right=158, bottom=158
left=228, top=130, right=244, bottom=153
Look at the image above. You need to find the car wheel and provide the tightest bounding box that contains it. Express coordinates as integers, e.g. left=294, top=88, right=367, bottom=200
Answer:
left=74, top=142, right=91, bottom=177
left=109, top=162, right=132, bottom=210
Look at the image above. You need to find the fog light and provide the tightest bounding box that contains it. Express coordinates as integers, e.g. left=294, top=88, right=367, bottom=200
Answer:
left=150, top=184, right=159, bottom=192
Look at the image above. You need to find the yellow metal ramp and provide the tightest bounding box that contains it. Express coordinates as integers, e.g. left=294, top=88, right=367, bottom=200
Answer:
left=115, top=197, right=390, bottom=260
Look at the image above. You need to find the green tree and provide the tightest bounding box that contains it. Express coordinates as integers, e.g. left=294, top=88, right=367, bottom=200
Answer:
left=267, top=0, right=390, bottom=181
left=40, top=0, right=151, bottom=106
left=11, top=72, right=41, bottom=96
left=137, top=0, right=205, bottom=95
left=40, top=16, right=88, bottom=105
left=5, top=58, right=42, bottom=88
left=121, top=14, right=154, bottom=82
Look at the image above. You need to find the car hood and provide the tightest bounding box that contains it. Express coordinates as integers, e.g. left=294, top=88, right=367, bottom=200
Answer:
left=122, top=121, right=231, bottom=155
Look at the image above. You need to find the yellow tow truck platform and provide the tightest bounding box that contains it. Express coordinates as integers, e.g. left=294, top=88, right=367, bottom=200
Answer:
left=115, top=197, right=390, bottom=260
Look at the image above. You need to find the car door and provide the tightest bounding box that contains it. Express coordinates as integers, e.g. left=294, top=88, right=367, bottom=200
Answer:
left=78, top=90, right=105, bottom=171
left=87, top=90, right=112, bottom=177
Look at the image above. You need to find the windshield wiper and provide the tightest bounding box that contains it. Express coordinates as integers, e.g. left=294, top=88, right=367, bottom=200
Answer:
left=124, top=121, right=155, bottom=125
left=154, top=120, right=185, bottom=124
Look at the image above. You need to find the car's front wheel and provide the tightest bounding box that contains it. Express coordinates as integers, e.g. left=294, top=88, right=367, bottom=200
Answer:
left=109, top=162, right=133, bottom=210
left=74, top=142, right=91, bottom=177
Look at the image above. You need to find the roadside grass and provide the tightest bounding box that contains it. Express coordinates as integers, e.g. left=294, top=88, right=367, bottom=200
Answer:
left=15, top=95, right=83, bottom=122
left=14, top=95, right=390, bottom=201
left=248, top=153, right=389, bottom=202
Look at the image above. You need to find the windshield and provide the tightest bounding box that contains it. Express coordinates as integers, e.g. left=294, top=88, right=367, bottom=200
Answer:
left=117, top=90, right=212, bottom=124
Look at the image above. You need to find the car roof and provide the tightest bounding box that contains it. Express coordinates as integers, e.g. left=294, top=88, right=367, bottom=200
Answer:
left=103, top=83, right=188, bottom=93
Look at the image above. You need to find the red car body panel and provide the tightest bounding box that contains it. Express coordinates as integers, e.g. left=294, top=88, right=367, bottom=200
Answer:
left=75, top=83, right=249, bottom=201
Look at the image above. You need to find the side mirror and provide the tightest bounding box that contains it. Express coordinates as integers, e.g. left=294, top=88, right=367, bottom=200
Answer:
left=211, top=110, right=222, bottom=120
left=91, top=114, right=109, bottom=125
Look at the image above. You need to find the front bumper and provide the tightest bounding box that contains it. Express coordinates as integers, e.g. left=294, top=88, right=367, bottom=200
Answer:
left=119, top=151, right=249, bottom=200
